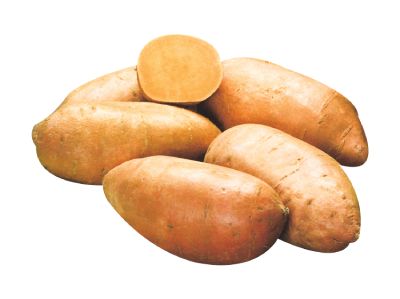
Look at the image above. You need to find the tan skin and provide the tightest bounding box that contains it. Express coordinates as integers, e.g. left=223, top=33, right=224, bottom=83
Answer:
left=60, top=67, right=144, bottom=107
left=103, top=156, right=288, bottom=265
left=200, top=58, right=368, bottom=166
left=32, top=102, right=220, bottom=184
left=205, top=124, right=361, bottom=253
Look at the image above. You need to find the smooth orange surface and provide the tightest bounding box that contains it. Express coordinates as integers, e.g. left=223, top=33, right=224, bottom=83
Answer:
left=137, top=35, right=223, bottom=104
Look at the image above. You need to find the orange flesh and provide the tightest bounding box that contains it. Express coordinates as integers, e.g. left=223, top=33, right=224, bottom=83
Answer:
left=137, top=35, right=223, bottom=104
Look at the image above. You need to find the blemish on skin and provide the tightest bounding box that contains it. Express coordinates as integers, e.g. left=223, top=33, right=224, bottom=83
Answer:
left=320, top=91, right=337, bottom=113
left=233, top=231, right=240, bottom=237
left=341, top=125, right=353, bottom=139
left=228, top=222, right=233, bottom=226
left=342, top=194, right=346, bottom=200
left=167, top=224, right=174, bottom=229
left=223, top=156, right=232, bottom=166
left=268, top=147, right=278, bottom=154
left=332, top=237, right=345, bottom=244
left=71, top=160, right=78, bottom=174
left=306, top=199, right=314, bottom=206
left=60, top=136, right=65, bottom=143
left=330, top=211, right=337, bottom=218
left=301, top=129, right=308, bottom=139
left=354, top=144, right=365, bottom=154
left=274, top=165, right=302, bottom=188
left=321, top=174, right=328, bottom=177
left=256, top=206, right=264, bottom=211
left=91, top=105, right=96, bottom=111
left=174, top=244, right=183, bottom=256
left=283, top=207, right=289, bottom=216
left=203, top=202, right=210, bottom=219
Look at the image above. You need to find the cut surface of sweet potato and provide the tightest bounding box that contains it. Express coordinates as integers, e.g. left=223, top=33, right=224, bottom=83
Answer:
left=137, top=35, right=222, bottom=105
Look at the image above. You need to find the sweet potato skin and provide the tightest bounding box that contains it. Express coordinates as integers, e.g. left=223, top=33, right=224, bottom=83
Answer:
left=204, top=124, right=361, bottom=252
left=60, top=67, right=144, bottom=107
left=103, top=156, right=288, bottom=265
left=32, top=102, right=220, bottom=184
left=201, top=58, right=368, bottom=166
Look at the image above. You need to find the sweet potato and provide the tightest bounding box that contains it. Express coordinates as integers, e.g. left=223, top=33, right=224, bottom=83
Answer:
left=103, top=156, right=288, bottom=265
left=200, top=58, right=368, bottom=166
left=204, top=124, right=361, bottom=252
left=58, top=66, right=202, bottom=112
left=32, top=102, right=220, bottom=184
left=60, top=67, right=144, bottom=107
left=137, top=35, right=223, bottom=105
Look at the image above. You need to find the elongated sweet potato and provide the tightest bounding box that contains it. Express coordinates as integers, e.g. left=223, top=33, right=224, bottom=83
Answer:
left=137, top=35, right=223, bottom=104
left=60, top=67, right=144, bottom=107
left=32, top=102, right=220, bottom=184
left=103, top=156, right=288, bottom=265
left=205, top=124, right=361, bottom=252
left=200, top=58, right=368, bottom=166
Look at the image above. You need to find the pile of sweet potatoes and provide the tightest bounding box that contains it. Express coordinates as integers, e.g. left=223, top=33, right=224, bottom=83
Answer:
left=32, top=35, right=368, bottom=265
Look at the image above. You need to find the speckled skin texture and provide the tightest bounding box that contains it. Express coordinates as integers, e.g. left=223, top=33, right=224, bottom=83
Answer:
left=103, top=156, right=288, bottom=265
left=32, top=102, right=220, bottom=184
left=205, top=124, right=361, bottom=252
left=200, top=58, right=368, bottom=166
left=60, top=67, right=144, bottom=107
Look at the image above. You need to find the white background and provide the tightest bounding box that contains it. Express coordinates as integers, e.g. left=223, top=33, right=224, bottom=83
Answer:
left=1, top=0, right=399, bottom=298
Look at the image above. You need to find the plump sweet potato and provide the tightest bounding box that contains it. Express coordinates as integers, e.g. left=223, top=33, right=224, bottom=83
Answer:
left=60, top=67, right=144, bottom=107
left=103, top=156, right=288, bottom=265
left=204, top=124, right=361, bottom=252
left=32, top=102, right=220, bottom=184
left=137, top=35, right=223, bottom=104
left=200, top=58, right=368, bottom=166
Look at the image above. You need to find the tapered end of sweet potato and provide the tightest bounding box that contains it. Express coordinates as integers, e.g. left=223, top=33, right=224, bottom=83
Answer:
left=336, top=125, right=369, bottom=167
left=32, top=123, right=39, bottom=145
left=137, top=35, right=223, bottom=105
